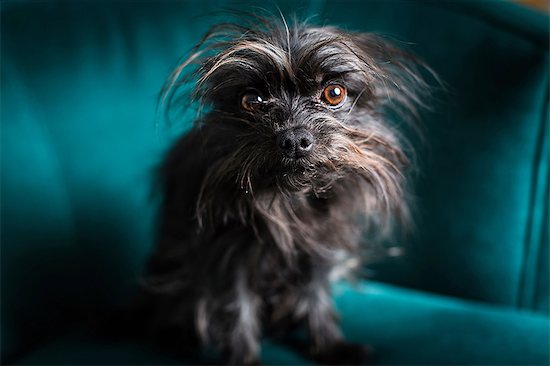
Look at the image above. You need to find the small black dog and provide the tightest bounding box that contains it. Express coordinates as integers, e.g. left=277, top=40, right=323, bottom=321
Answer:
left=142, top=14, right=429, bottom=365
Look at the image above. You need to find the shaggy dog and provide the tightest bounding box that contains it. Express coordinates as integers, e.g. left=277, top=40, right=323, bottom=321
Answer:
left=141, top=14, right=430, bottom=365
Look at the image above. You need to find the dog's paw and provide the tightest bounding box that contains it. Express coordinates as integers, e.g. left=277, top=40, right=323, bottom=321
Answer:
left=223, top=356, right=261, bottom=366
left=312, top=342, right=372, bottom=365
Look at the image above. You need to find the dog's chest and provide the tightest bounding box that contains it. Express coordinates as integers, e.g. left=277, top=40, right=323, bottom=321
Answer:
left=253, top=247, right=318, bottom=318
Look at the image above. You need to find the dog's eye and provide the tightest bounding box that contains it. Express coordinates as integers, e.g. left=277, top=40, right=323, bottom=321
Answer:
left=241, top=91, right=263, bottom=111
left=322, top=84, right=346, bottom=107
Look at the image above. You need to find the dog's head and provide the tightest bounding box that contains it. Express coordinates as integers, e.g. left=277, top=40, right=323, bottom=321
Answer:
left=162, top=15, right=431, bottom=233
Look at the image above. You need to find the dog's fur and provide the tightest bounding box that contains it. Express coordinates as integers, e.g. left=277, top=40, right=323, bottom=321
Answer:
left=142, top=14, right=430, bottom=365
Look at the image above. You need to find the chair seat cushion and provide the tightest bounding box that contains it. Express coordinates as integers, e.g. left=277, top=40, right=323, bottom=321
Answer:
left=15, top=282, right=549, bottom=365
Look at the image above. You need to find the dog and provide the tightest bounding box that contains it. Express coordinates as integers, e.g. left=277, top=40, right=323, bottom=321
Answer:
left=141, top=14, right=430, bottom=365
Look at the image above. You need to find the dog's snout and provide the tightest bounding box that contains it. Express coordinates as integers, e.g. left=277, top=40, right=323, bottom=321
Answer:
left=276, top=128, right=314, bottom=159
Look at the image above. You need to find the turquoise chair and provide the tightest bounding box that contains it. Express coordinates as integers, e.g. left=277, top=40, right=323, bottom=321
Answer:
left=2, top=1, right=548, bottom=364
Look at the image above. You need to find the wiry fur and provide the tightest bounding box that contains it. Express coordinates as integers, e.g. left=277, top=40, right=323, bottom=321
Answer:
left=142, top=14, right=430, bottom=365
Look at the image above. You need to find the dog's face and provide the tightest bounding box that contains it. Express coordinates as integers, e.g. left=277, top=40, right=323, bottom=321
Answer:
left=164, top=17, right=427, bottom=226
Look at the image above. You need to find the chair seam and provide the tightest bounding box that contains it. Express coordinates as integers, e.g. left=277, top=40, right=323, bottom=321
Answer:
left=532, top=168, right=549, bottom=312
left=517, top=56, right=549, bottom=311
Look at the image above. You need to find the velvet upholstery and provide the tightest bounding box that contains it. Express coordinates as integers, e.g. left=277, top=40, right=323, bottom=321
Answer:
left=1, top=0, right=548, bottom=364
left=12, top=282, right=550, bottom=365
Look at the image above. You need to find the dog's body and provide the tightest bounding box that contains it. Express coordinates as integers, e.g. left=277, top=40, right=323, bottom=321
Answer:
left=142, top=16, right=429, bottom=365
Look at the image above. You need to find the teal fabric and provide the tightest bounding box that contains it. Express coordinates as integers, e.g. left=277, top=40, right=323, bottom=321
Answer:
left=1, top=0, right=549, bottom=364
left=15, top=282, right=550, bottom=365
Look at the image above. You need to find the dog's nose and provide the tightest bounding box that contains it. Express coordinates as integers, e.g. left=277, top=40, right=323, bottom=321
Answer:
left=276, top=128, right=314, bottom=159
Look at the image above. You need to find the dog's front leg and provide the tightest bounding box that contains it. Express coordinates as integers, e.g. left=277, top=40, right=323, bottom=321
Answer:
left=202, top=267, right=261, bottom=365
left=300, top=267, right=371, bottom=365
left=301, top=271, right=344, bottom=353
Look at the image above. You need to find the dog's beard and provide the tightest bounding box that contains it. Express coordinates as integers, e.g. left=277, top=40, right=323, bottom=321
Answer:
left=194, top=113, right=408, bottom=242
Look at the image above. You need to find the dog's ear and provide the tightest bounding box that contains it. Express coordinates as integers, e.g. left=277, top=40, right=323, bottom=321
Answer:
left=159, top=21, right=261, bottom=125
left=159, top=24, right=233, bottom=119
left=159, top=20, right=281, bottom=121
left=348, top=33, right=435, bottom=124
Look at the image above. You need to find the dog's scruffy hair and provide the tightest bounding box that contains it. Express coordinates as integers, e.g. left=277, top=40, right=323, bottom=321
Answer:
left=142, top=14, right=431, bottom=365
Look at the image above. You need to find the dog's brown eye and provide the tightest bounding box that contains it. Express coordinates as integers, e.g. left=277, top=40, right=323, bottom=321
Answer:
left=322, top=84, right=346, bottom=107
left=241, top=92, right=263, bottom=111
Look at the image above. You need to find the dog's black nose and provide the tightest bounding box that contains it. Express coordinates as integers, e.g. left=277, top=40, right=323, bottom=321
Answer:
left=276, top=128, right=314, bottom=159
